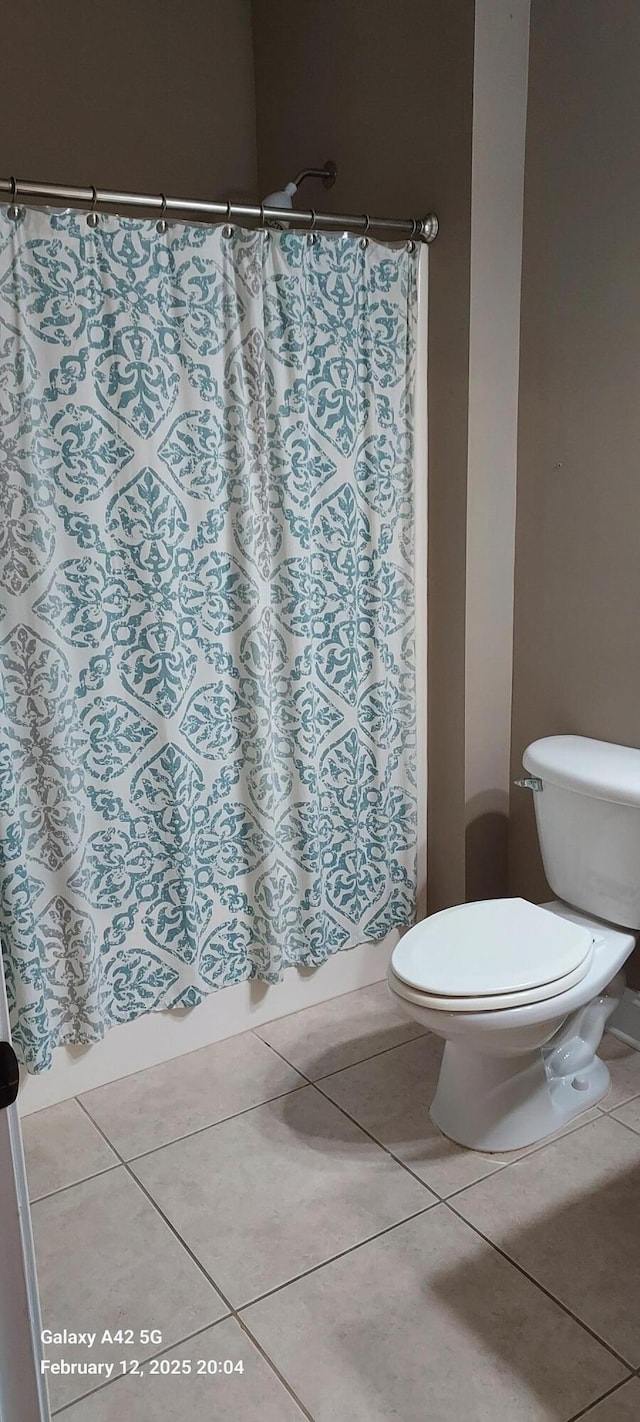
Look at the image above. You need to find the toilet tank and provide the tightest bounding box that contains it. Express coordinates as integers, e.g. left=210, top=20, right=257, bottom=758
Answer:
left=522, top=735, right=640, bottom=929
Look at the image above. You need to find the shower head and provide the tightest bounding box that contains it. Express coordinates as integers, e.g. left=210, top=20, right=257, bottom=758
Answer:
left=263, top=180, right=297, bottom=209
left=263, top=160, right=337, bottom=208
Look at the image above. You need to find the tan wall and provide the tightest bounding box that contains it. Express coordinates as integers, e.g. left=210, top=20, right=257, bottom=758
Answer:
left=464, top=0, right=529, bottom=902
left=510, top=0, right=640, bottom=982
left=0, top=0, right=257, bottom=199
left=252, top=0, right=475, bottom=912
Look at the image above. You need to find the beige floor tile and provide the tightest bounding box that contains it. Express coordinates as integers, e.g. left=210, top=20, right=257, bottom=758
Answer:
left=610, top=1094, right=640, bottom=1133
left=598, top=1032, right=640, bottom=1110
left=578, top=1378, right=640, bottom=1420
left=33, top=1167, right=226, bottom=1410
left=242, top=1206, right=625, bottom=1422
left=453, top=1114, right=640, bottom=1365
left=79, top=1032, right=305, bottom=1159
left=132, top=1085, right=433, bottom=1306
left=21, top=1099, right=117, bottom=1201
left=60, top=1318, right=306, bottom=1421
left=255, top=979, right=426, bottom=1078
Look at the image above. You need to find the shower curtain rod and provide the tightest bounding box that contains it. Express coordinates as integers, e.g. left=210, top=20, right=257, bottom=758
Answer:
left=0, top=175, right=439, bottom=243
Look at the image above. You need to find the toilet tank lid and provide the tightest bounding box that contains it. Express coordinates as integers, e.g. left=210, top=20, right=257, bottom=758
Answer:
left=523, top=735, right=640, bottom=807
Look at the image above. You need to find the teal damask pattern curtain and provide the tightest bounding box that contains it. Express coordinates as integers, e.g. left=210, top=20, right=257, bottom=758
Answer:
left=0, top=206, right=418, bottom=1072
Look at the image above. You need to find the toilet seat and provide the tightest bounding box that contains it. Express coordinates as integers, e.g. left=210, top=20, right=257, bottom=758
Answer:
left=389, top=897, right=595, bottom=1013
left=388, top=954, right=594, bottom=1012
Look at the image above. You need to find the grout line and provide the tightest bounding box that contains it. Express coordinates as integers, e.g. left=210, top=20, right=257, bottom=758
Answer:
left=127, top=1167, right=237, bottom=1307
left=30, top=1160, right=121, bottom=1205
left=75, top=1097, right=236, bottom=1313
left=312, top=1030, right=430, bottom=1081
left=597, top=1103, right=640, bottom=1137
left=600, top=1085, right=640, bottom=1114
left=234, top=1314, right=316, bottom=1422
left=122, top=1082, right=309, bottom=1164
left=310, top=1079, right=444, bottom=1196
left=248, top=1034, right=316, bottom=1083
left=235, top=1202, right=437, bottom=1312
left=253, top=1024, right=429, bottom=1085
left=566, top=1376, right=635, bottom=1422
left=444, top=1198, right=634, bottom=1372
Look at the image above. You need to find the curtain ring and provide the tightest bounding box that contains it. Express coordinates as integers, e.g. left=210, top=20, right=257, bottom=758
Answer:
left=411, top=218, right=419, bottom=240
left=7, top=175, right=20, bottom=221
left=86, top=185, right=99, bottom=228
left=363, top=214, right=370, bottom=234
left=156, top=194, right=168, bottom=234
left=259, top=202, right=271, bottom=241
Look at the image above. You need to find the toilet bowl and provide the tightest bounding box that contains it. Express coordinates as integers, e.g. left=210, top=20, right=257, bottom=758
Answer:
left=388, top=898, right=632, bottom=1152
left=388, top=734, right=640, bottom=1153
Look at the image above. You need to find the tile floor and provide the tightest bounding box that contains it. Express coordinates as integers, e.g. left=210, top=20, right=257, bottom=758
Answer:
left=21, top=980, right=640, bottom=1420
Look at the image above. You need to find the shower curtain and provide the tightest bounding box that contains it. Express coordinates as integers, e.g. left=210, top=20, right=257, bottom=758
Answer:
left=0, top=206, right=418, bottom=1071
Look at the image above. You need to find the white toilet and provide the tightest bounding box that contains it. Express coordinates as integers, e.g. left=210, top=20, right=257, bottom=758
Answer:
left=388, top=734, right=640, bottom=1152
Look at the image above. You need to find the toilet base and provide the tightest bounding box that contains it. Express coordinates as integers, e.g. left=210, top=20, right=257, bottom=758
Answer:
left=430, top=1040, right=610, bottom=1153
left=426, top=975, right=625, bottom=1153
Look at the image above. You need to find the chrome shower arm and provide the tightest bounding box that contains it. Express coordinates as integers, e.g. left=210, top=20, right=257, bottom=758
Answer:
left=293, top=161, right=337, bottom=190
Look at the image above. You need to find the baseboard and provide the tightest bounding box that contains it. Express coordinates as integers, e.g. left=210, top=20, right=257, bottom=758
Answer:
left=609, top=986, right=640, bottom=1050
left=18, top=935, right=397, bottom=1116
